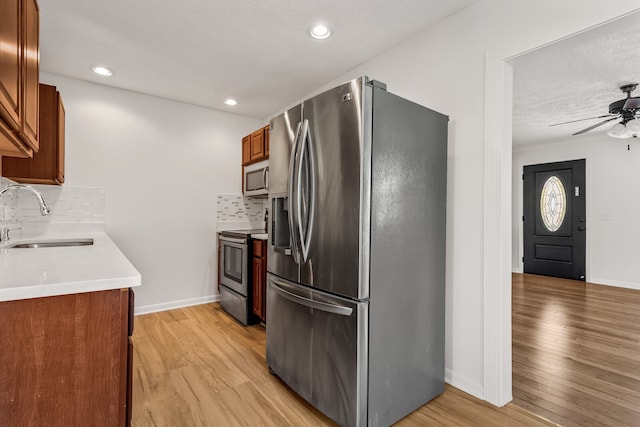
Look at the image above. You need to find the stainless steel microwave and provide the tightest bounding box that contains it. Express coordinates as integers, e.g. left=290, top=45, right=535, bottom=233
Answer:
left=244, top=160, right=269, bottom=196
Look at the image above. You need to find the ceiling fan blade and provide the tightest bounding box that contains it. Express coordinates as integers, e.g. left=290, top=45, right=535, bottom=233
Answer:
left=572, top=116, right=620, bottom=135
left=623, top=98, right=640, bottom=109
left=549, top=114, right=617, bottom=127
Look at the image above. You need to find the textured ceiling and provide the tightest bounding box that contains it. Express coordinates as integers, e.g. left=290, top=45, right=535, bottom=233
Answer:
left=511, top=12, right=640, bottom=147
left=38, top=0, right=475, bottom=119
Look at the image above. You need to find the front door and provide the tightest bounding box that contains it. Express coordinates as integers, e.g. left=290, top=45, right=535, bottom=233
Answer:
left=523, top=159, right=586, bottom=280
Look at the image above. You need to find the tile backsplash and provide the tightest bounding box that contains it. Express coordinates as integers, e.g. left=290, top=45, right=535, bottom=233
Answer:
left=0, top=178, right=106, bottom=233
left=216, top=193, right=268, bottom=230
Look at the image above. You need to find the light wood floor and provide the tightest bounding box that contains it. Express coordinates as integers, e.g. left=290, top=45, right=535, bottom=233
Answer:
left=132, top=303, right=552, bottom=426
left=512, top=273, right=640, bottom=426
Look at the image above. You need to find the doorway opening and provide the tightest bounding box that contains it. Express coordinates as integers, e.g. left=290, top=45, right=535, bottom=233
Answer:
left=507, top=10, right=640, bottom=425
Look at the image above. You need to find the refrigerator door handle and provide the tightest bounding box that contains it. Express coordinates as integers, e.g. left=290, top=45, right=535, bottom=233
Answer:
left=288, top=121, right=303, bottom=264
left=270, top=279, right=353, bottom=316
left=296, top=119, right=315, bottom=263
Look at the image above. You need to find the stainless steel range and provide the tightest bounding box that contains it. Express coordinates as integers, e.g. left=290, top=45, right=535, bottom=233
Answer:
left=218, top=229, right=264, bottom=325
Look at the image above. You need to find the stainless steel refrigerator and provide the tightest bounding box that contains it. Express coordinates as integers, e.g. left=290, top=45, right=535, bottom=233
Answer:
left=266, top=76, right=448, bottom=427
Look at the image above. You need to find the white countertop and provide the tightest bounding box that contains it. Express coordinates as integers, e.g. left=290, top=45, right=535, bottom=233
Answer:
left=0, top=232, right=141, bottom=302
left=251, top=233, right=268, bottom=240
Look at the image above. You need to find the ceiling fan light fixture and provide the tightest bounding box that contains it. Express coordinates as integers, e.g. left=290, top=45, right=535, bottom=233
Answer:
left=607, top=122, right=631, bottom=139
left=625, top=118, right=640, bottom=136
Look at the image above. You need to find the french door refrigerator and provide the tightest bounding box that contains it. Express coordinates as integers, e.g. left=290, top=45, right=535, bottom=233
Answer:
left=266, top=76, right=448, bottom=427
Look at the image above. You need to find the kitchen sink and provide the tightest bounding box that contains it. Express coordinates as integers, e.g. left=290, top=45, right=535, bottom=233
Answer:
left=7, top=238, right=94, bottom=249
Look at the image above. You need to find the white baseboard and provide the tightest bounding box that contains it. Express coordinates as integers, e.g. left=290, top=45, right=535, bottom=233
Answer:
left=135, top=295, right=220, bottom=315
left=589, top=277, right=640, bottom=291
left=445, top=368, right=484, bottom=401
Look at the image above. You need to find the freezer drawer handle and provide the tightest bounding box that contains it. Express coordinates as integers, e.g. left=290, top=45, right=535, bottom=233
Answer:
left=270, top=280, right=353, bottom=316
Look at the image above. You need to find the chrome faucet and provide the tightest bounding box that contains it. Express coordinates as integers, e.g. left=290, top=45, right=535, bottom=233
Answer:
left=0, top=184, right=51, bottom=242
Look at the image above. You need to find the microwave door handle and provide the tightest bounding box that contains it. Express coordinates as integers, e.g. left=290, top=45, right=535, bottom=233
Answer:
left=288, top=122, right=302, bottom=264
left=270, top=279, right=353, bottom=316
left=263, top=167, right=269, bottom=191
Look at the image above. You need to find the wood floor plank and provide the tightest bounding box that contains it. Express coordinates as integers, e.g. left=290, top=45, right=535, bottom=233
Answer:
left=132, top=303, right=551, bottom=426
left=512, top=273, right=640, bottom=427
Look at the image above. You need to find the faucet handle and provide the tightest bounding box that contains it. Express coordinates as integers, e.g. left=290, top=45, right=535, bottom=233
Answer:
left=0, top=227, right=9, bottom=242
left=0, top=226, right=22, bottom=242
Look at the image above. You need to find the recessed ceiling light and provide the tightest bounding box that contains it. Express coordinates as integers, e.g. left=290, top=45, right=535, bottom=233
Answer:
left=92, top=66, right=113, bottom=76
left=309, top=24, right=331, bottom=40
left=224, top=98, right=238, bottom=106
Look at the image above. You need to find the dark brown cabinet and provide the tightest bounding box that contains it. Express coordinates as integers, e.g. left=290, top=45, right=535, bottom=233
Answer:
left=0, top=0, right=39, bottom=158
left=252, top=239, right=267, bottom=322
left=3, top=83, right=65, bottom=184
left=0, top=288, right=135, bottom=427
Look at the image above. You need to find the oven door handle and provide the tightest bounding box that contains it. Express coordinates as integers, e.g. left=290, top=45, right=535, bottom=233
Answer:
left=270, top=279, right=353, bottom=316
left=219, top=236, right=247, bottom=244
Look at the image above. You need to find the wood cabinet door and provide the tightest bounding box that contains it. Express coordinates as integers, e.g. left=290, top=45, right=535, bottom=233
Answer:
left=56, top=91, right=65, bottom=183
left=251, top=240, right=267, bottom=322
left=250, top=128, right=265, bottom=161
left=21, top=0, right=39, bottom=151
left=242, top=134, right=251, bottom=165
left=3, top=84, right=63, bottom=184
left=252, top=256, right=265, bottom=321
left=264, top=125, right=269, bottom=156
left=0, top=0, right=21, bottom=130
left=0, top=289, right=130, bottom=427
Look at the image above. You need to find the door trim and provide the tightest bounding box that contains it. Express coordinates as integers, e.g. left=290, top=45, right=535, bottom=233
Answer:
left=482, top=53, right=513, bottom=406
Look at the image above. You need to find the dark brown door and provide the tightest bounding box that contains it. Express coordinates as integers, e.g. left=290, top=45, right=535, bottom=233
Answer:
left=523, top=159, right=586, bottom=280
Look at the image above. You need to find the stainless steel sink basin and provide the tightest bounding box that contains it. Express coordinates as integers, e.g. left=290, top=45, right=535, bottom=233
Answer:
left=7, top=238, right=94, bottom=249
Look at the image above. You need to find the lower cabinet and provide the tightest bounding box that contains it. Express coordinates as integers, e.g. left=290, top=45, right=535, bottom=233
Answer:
left=252, top=239, right=267, bottom=322
left=0, top=288, right=135, bottom=427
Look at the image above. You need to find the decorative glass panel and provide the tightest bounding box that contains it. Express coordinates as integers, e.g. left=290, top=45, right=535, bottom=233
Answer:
left=540, top=175, right=566, bottom=232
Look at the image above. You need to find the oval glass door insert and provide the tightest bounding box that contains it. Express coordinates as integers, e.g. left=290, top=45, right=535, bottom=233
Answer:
left=540, top=175, right=566, bottom=232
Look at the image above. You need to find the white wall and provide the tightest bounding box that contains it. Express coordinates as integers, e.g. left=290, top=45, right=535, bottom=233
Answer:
left=40, top=72, right=262, bottom=313
left=513, top=136, right=640, bottom=289
left=289, top=0, right=640, bottom=401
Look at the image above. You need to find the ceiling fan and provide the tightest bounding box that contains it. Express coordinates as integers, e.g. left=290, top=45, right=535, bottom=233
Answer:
left=549, top=83, right=640, bottom=138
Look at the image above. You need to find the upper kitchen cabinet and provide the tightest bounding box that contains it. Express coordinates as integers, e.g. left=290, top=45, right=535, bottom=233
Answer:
left=241, top=125, right=269, bottom=166
left=3, top=84, right=65, bottom=184
left=0, top=0, right=39, bottom=158
left=242, top=134, right=251, bottom=165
